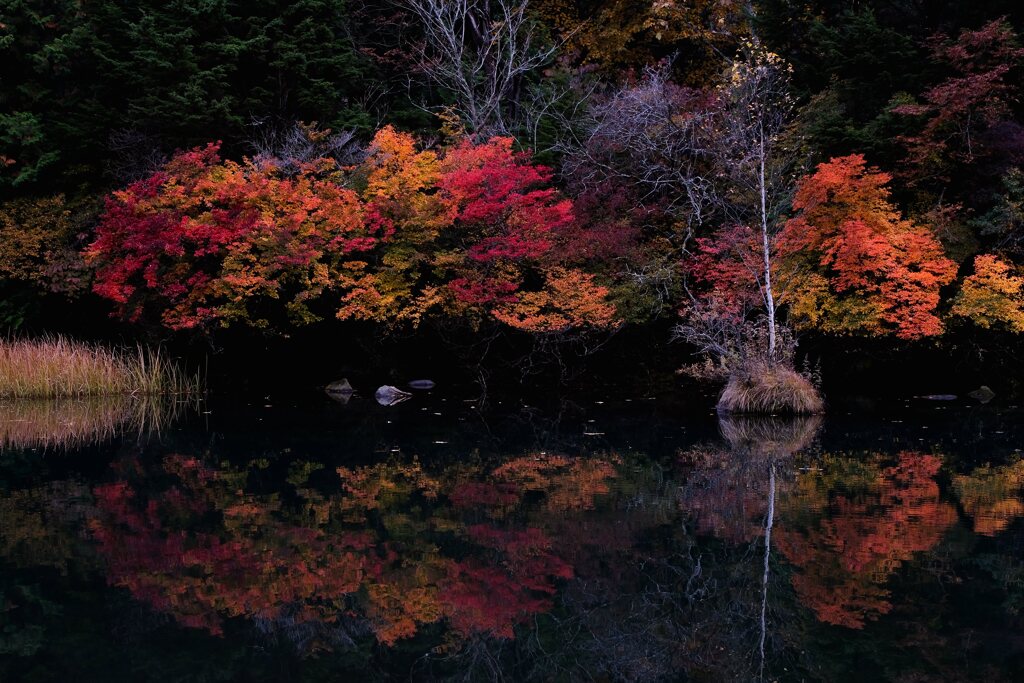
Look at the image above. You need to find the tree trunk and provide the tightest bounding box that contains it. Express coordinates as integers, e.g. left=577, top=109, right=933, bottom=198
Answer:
left=758, top=126, right=777, bottom=358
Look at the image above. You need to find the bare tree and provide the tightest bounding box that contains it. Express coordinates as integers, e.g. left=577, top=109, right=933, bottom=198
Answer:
left=403, top=0, right=559, bottom=137
left=673, top=300, right=798, bottom=381
left=106, top=129, right=167, bottom=183
left=554, top=65, right=720, bottom=321
left=559, top=58, right=800, bottom=373
left=558, top=41, right=802, bottom=373
left=712, top=46, right=795, bottom=356
left=559, top=64, right=717, bottom=235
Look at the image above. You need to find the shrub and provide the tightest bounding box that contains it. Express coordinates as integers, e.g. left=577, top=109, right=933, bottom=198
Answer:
left=0, top=194, right=90, bottom=295
left=87, top=128, right=624, bottom=336
left=951, top=254, right=1024, bottom=332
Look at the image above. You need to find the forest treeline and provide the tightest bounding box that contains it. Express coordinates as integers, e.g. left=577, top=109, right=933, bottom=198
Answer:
left=2, top=0, right=1023, bottom=390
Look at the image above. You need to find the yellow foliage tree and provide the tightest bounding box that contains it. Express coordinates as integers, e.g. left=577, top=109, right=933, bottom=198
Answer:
left=0, top=194, right=89, bottom=295
left=950, top=254, right=1024, bottom=332
left=533, top=0, right=748, bottom=76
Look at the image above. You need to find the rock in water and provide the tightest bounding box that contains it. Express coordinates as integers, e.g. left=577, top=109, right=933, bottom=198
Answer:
left=326, top=391, right=352, bottom=405
left=968, top=385, right=995, bottom=403
left=375, top=385, right=412, bottom=406
left=325, top=379, right=354, bottom=395
left=408, top=379, right=436, bottom=390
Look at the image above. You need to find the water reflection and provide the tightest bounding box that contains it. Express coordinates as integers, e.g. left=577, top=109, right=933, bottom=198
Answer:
left=89, top=452, right=619, bottom=648
left=2, top=399, right=1024, bottom=681
left=776, top=453, right=957, bottom=629
left=0, top=396, right=187, bottom=449
left=953, top=461, right=1024, bottom=536
left=0, top=481, right=92, bottom=574
left=679, top=415, right=820, bottom=542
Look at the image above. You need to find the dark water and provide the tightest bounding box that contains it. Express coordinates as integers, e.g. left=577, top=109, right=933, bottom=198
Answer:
left=2, top=388, right=1024, bottom=682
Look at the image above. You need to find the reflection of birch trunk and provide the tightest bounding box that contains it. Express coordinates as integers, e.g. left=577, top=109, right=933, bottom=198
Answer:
left=759, top=461, right=776, bottom=680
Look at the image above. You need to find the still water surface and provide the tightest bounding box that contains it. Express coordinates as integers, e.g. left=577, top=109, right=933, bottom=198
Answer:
left=2, top=389, right=1023, bottom=681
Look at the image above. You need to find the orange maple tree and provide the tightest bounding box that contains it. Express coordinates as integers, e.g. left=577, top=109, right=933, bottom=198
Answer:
left=332, top=126, right=451, bottom=326
left=776, top=155, right=957, bottom=338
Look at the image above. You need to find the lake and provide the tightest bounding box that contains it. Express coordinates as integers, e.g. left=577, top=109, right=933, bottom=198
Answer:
left=2, top=387, right=1023, bottom=681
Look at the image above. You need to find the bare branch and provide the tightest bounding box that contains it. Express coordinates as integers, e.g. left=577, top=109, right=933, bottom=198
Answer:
left=557, top=64, right=718, bottom=237
left=403, top=0, right=560, bottom=137
left=247, top=119, right=363, bottom=175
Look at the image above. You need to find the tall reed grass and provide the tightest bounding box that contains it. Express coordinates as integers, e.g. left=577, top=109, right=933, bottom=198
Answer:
left=0, top=336, right=201, bottom=399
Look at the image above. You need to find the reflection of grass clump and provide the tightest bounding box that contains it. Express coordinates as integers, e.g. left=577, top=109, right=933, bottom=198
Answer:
left=718, top=413, right=822, bottom=458
left=0, top=336, right=200, bottom=398
left=0, top=396, right=187, bottom=450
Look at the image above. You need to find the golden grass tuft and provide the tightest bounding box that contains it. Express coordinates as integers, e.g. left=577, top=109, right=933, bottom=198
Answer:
left=0, top=396, right=189, bottom=450
left=0, top=336, right=200, bottom=399
left=717, top=363, right=823, bottom=415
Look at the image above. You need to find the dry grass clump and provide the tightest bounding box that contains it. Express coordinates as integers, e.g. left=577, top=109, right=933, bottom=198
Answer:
left=717, top=362, right=823, bottom=415
left=0, top=336, right=200, bottom=399
left=0, top=396, right=186, bottom=450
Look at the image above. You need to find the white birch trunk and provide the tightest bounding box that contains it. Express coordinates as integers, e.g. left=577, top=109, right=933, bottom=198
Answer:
left=758, top=125, right=777, bottom=358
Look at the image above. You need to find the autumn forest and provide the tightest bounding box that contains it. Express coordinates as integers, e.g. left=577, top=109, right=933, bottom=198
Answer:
left=2, top=0, right=1023, bottom=400
left=4, top=1, right=1024, bottom=681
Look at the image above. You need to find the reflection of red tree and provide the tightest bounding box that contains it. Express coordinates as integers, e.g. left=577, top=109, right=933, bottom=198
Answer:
left=88, top=453, right=617, bottom=647
left=775, top=454, right=957, bottom=628
left=443, top=527, right=572, bottom=639
left=90, top=457, right=378, bottom=638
